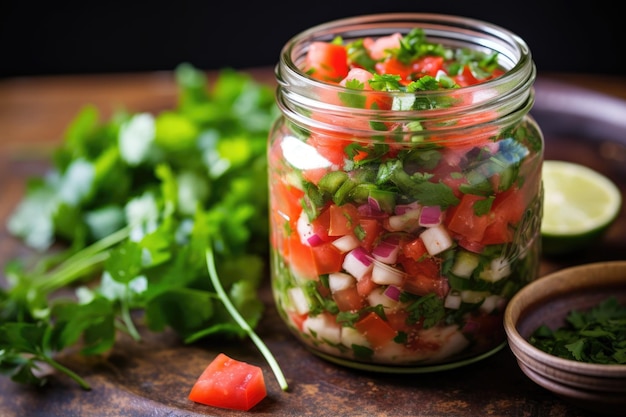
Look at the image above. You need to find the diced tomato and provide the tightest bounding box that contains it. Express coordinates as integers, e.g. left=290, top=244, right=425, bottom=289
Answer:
left=358, top=218, right=382, bottom=251
left=302, top=167, right=331, bottom=185
left=188, top=353, right=267, bottom=411
left=306, top=133, right=350, bottom=165
left=481, top=221, right=513, bottom=245
left=453, top=65, right=481, bottom=87
left=288, top=311, right=307, bottom=332
left=479, top=187, right=525, bottom=245
left=304, top=41, right=349, bottom=83
left=411, top=56, right=444, bottom=77
left=365, top=33, right=402, bottom=60
left=354, top=311, right=397, bottom=348
left=311, top=242, right=344, bottom=275
left=401, top=237, right=428, bottom=261
left=454, top=65, right=505, bottom=87
left=310, top=207, right=332, bottom=243
left=398, top=254, right=448, bottom=297
left=340, top=67, right=393, bottom=111
left=270, top=179, right=305, bottom=235
left=491, top=186, right=525, bottom=225
left=356, top=272, right=378, bottom=297
left=375, top=57, right=414, bottom=85
left=375, top=55, right=445, bottom=85
left=385, top=310, right=410, bottom=332
left=287, top=233, right=317, bottom=280
left=445, top=194, right=492, bottom=242
left=457, top=236, right=486, bottom=254
left=340, top=67, right=373, bottom=88
left=328, top=203, right=359, bottom=236
left=424, top=109, right=499, bottom=149
left=333, top=286, right=365, bottom=311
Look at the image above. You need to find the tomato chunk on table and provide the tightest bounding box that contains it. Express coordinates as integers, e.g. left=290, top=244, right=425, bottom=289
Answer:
left=188, top=353, right=267, bottom=411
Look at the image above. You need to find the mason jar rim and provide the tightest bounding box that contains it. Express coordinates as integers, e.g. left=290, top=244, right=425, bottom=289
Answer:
left=279, top=12, right=533, bottom=90
left=275, top=12, right=536, bottom=138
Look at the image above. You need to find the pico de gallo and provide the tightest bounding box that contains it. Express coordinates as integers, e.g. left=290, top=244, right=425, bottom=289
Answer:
left=269, top=27, right=543, bottom=367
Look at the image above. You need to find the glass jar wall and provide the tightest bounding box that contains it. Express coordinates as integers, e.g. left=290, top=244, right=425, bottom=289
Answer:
left=268, top=13, right=543, bottom=372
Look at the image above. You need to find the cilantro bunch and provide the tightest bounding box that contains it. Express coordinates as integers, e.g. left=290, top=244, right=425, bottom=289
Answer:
left=0, top=64, right=287, bottom=390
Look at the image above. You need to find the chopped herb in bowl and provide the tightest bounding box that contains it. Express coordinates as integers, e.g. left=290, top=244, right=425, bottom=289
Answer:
left=529, top=296, right=626, bottom=365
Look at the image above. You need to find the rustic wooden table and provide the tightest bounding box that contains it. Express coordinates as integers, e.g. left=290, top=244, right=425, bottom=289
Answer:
left=1, top=69, right=625, bottom=417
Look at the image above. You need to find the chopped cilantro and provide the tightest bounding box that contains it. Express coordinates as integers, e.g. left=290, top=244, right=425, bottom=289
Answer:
left=529, top=296, right=626, bottom=365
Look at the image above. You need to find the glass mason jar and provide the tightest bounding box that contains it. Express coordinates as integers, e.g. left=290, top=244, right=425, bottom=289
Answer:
left=268, top=13, right=543, bottom=372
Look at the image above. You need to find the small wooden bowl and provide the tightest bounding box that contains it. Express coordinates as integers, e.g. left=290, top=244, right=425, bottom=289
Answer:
left=504, top=261, right=626, bottom=415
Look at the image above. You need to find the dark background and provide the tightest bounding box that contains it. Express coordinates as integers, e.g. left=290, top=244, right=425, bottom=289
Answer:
left=1, top=1, right=623, bottom=78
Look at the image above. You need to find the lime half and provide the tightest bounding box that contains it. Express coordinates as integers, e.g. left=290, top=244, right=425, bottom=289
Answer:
left=541, top=160, right=622, bottom=255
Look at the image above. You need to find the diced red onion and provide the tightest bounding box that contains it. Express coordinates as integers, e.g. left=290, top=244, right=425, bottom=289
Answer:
left=394, top=201, right=421, bottom=215
left=383, top=285, right=401, bottom=301
left=307, top=234, right=325, bottom=247
left=372, top=238, right=400, bottom=264
left=419, top=205, right=442, bottom=227
left=328, top=272, right=356, bottom=293
left=367, top=196, right=382, bottom=212
left=358, top=202, right=387, bottom=219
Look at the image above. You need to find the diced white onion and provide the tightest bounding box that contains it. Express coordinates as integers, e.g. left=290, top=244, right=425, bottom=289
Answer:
left=444, top=291, right=462, bottom=309
left=281, top=135, right=333, bottom=170
left=296, top=210, right=314, bottom=246
left=367, top=286, right=399, bottom=309
left=331, top=234, right=360, bottom=253
left=342, top=247, right=373, bottom=280
left=328, top=272, right=356, bottom=293
left=303, top=314, right=342, bottom=345
left=288, top=287, right=310, bottom=315
left=341, top=326, right=370, bottom=348
left=420, top=224, right=453, bottom=255
left=371, top=260, right=405, bottom=286
left=421, top=326, right=470, bottom=363
left=480, top=294, right=504, bottom=313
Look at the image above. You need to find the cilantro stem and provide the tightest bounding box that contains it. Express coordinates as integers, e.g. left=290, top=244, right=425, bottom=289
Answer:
left=34, top=227, right=131, bottom=293
left=36, top=252, right=110, bottom=293
left=42, top=355, right=91, bottom=391
left=120, top=302, right=141, bottom=342
left=205, top=246, right=289, bottom=392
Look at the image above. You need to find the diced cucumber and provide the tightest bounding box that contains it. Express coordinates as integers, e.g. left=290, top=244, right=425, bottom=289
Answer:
left=450, top=250, right=480, bottom=278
